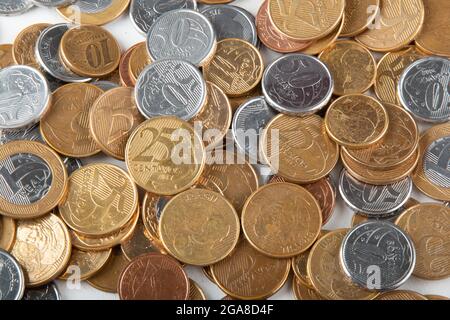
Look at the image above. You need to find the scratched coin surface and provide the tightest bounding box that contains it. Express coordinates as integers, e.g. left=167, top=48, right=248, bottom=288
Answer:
left=40, top=83, right=103, bottom=157
left=396, top=203, right=450, bottom=280
left=128, top=42, right=152, bottom=86
left=341, top=221, right=416, bottom=290
left=0, top=0, right=33, bottom=16
left=0, top=216, right=16, bottom=251
left=11, top=214, right=71, bottom=287
left=0, top=249, right=24, bottom=300
left=0, top=44, right=14, bottom=69
left=22, top=282, right=60, bottom=300
left=375, top=290, right=427, bottom=300
left=210, top=240, right=291, bottom=300
left=118, top=253, right=189, bottom=300
left=340, top=0, right=379, bottom=37
left=121, top=220, right=159, bottom=261
left=159, top=189, right=240, bottom=266
left=13, top=23, right=49, bottom=69
left=59, top=247, right=111, bottom=281
left=398, top=57, right=450, bottom=123
left=57, top=0, right=130, bottom=25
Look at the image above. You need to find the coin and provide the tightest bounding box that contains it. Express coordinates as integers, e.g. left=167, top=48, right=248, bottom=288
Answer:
left=135, top=59, right=207, bottom=120
left=203, top=38, right=263, bottom=97
left=118, top=253, right=189, bottom=300
left=92, top=80, right=119, bottom=91
left=261, top=114, right=339, bottom=184
left=60, top=25, right=121, bottom=78
left=128, top=42, right=151, bottom=86
left=59, top=247, right=111, bottom=281
left=147, top=9, right=216, bottom=67
left=325, top=95, right=388, bottom=148
left=242, top=183, right=321, bottom=258
left=22, top=282, right=60, bottom=300
left=30, top=0, right=75, bottom=6
left=13, top=23, right=49, bottom=69
left=228, top=85, right=263, bottom=112
left=426, top=295, right=449, bottom=300
left=355, top=0, right=425, bottom=52
left=119, top=43, right=139, bottom=87
left=341, top=0, right=379, bottom=37
left=375, top=290, right=427, bottom=300
left=396, top=203, right=450, bottom=280
left=0, top=249, right=24, bottom=300
left=141, top=193, right=170, bottom=253
left=0, top=44, right=14, bottom=69
left=126, top=117, right=205, bottom=196
left=0, top=0, right=33, bottom=16
left=292, top=278, right=324, bottom=300
left=210, top=239, right=290, bottom=300
left=398, top=56, right=450, bottom=123
left=268, top=0, right=345, bottom=41
left=57, top=0, right=131, bottom=25
left=121, top=220, right=158, bottom=261
left=199, top=0, right=232, bottom=3
left=11, top=213, right=71, bottom=287
left=319, top=40, right=376, bottom=96
left=189, top=279, right=206, bottom=300
left=0, top=216, right=15, bottom=252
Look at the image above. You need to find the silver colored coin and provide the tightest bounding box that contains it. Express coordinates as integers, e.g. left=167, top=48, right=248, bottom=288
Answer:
left=341, top=221, right=416, bottom=291
left=64, top=157, right=82, bottom=175
left=339, top=169, right=413, bottom=217
left=0, top=66, right=51, bottom=129
left=0, top=0, right=33, bottom=16
left=130, top=0, right=197, bottom=35
left=0, top=123, right=44, bottom=145
left=30, top=0, right=75, bottom=7
left=201, top=5, right=258, bottom=47
left=262, top=54, right=333, bottom=116
left=135, top=58, right=206, bottom=120
left=398, top=56, right=450, bottom=123
left=91, top=80, right=119, bottom=91
left=36, top=24, right=91, bottom=83
left=423, top=136, right=450, bottom=188
left=69, top=0, right=113, bottom=13
left=232, top=96, right=277, bottom=161
left=0, top=249, right=25, bottom=300
left=44, top=72, right=66, bottom=92
left=22, top=283, right=61, bottom=300
left=146, top=9, right=216, bottom=67
left=252, top=163, right=273, bottom=186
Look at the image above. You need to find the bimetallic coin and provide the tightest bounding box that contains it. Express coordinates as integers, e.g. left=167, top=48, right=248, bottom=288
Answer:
left=31, top=0, right=75, bottom=7
left=91, top=80, right=119, bottom=91
left=341, top=221, right=416, bottom=290
left=0, top=44, right=14, bottom=69
left=341, top=0, right=379, bottom=37
left=22, top=283, right=60, bottom=300
left=0, top=216, right=16, bottom=252
left=0, top=249, right=24, bottom=300
left=262, top=54, right=333, bottom=116
left=13, top=23, right=49, bottom=69
left=57, top=0, right=131, bottom=25
left=375, top=290, right=427, bottom=300
left=59, top=247, right=111, bottom=280
left=398, top=57, right=450, bottom=123
left=0, top=0, right=33, bottom=16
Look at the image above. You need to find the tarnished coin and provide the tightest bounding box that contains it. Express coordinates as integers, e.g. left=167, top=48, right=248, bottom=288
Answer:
left=59, top=247, right=111, bottom=281
left=292, top=278, right=324, bottom=300
left=210, top=240, right=290, bottom=300
left=0, top=0, right=33, bottom=16
left=398, top=56, right=450, bottom=123
left=57, top=0, right=131, bottom=25
left=341, top=0, right=379, bottom=37
left=92, top=80, right=119, bottom=91
left=135, top=59, right=206, bottom=120
left=339, top=169, right=413, bottom=217
left=341, top=221, right=416, bottom=290
left=22, top=283, right=60, bottom=300
left=375, top=290, right=427, bottom=300
left=262, top=54, right=333, bottom=116
left=128, top=42, right=151, bottom=86
left=30, top=0, right=75, bottom=6
left=189, top=279, right=206, bottom=300
left=299, top=16, right=345, bottom=56
left=13, top=23, right=49, bottom=69
left=0, top=216, right=16, bottom=251
left=121, top=220, right=159, bottom=261
left=118, top=253, right=189, bottom=300
left=0, top=44, right=14, bottom=69
left=0, top=249, right=24, bottom=300
left=119, top=43, right=139, bottom=87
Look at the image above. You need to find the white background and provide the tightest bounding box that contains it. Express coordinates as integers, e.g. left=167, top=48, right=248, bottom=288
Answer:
left=1, top=0, right=449, bottom=300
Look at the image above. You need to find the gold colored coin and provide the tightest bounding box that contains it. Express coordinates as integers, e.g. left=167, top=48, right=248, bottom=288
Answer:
left=261, top=114, right=339, bottom=184
left=0, top=141, right=68, bottom=219
left=141, top=193, right=170, bottom=253
left=325, top=95, right=389, bottom=149
left=128, top=42, right=152, bottom=86
left=101, top=67, right=121, bottom=85
left=119, top=43, right=139, bottom=87
left=415, top=0, right=450, bottom=57
left=203, top=39, right=264, bottom=97
left=396, top=203, right=450, bottom=280
left=242, top=183, right=322, bottom=258
left=0, top=215, right=15, bottom=251
left=59, top=163, right=138, bottom=237
left=89, top=87, right=145, bottom=160
left=341, top=0, right=380, bottom=37
left=40, top=83, right=103, bottom=158
left=12, top=23, right=49, bottom=69
left=268, top=0, right=345, bottom=41
left=198, top=0, right=233, bottom=3
left=11, top=213, right=71, bottom=287
left=189, top=279, right=206, bottom=300
left=292, top=278, right=325, bottom=300
left=60, top=25, right=121, bottom=78
left=210, top=239, right=290, bottom=300
left=228, top=85, right=263, bottom=112
left=59, top=247, right=112, bottom=281
left=126, top=117, right=206, bottom=196
left=426, top=295, right=449, bottom=300
left=57, top=0, right=131, bottom=26
left=355, top=0, right=425, bottom=52
left=159, top=189, right=240, bottom=266
left=319, top=40, right=376, bottom=96
left=121, top=220, right=159, bottom=261
left=375, top=290, right=428, bottom=300
left=0, top=44, right=14, bottom=69
left=307, top=229, right=379, bottom=300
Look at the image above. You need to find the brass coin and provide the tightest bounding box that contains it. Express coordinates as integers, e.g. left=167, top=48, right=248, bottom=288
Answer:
left=60, top=25, right=121, bottom=78
left=319, top=40, right=377, bottom=96
left=341, top=0, right=380, bottom=37
left=119, top=43, right=139, bottom=87
left=121, top=220, right=159, bottom=261
left=141, top=193, right=169, bottom=253
left=40, top=83, right=103, bottom=158
left=89, top=87, right=145, bottom=160
left=396, top=203, right=450, bottom=280
left=203, top=38, right=264, bottom=97
left=292, top=278, right=325, bottom=300
left=11, top=213, right=71, bottom=287
left=0, top=215, right=16, bottom=251
left=189, top=279, right=206, bottom=300
left=0, top=44, right=14, bottom=69
left=59, top=247, right=112, bottom=281
left=355, top=0, right=425, bottom=52
left=59, top=163, right=138, bottom=237
left=242, top=183, right=322, bottom=258
left=159, top=189, right=240, bottom=266
left=261, top=114, right=339, bottom=184
left=128, top=42, right=152, bottom=86
left=12, top=23, right=50, bottom=69
left=325, top=95, right=389, bottom=149
left=0, top=141, right=68, bottom=219
left=126, top=117, right=206, bottom=196
left=210, top=239, right=290, bottom=300
left=307, top=229, right=379, bottom=300
left=268, top=0, right=345, bottom=41
left=426, top=295, right=449, bottom=300
left=375, top=290, right=428, bottom=300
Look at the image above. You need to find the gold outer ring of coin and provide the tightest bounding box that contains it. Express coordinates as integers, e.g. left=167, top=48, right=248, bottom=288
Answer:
left=12, top=23, right=50, bottom=68
left=0, top=216, right=16, bottom=251
left=57, top=0, right=131, bottom=26
left=0, top=141, right=68, bottom=219
left=340, top=0, right=380, bottom=37
left=59, top=247, right=112, bottom=281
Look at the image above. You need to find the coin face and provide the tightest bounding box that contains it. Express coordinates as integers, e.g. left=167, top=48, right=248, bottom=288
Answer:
left=398, top=57, right=450, bottom=123
left=210, top=240, right=290, bottom=300
left=341, top=0, right=379, bottom=37
left=189, top=279, right=206, bottom=300
left=121, top=220, right=159, bottom=261
left=375, top=290, right=427, bottom=300
left=13, top=23, right=49, bottom=68
left=22, top=282, right=61, bottom=300
left=128, top=42, right=151, bottom=86
left=59, top=247, right=111, bottom=280
left=159, top=189, right=240, bottom=265
left=0, top=44, right=14, bottom=69
left=57, top=0, right=130, bottom=25
left=118, top=253, right=189, bottom=300
left=0, top=216, right=15, bottom=251
left=0, top=249, right=24, bottom=300
left=396, top=203, right=450, bottom=280
left=204, top=38, right=263, bottom=97
left=299, top=16, right=345, bottom=56
left=0, top=0, right=33, bottom=16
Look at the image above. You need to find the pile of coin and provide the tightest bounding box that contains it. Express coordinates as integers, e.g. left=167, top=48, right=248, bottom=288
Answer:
left=0, top=0, right=449, bottom=301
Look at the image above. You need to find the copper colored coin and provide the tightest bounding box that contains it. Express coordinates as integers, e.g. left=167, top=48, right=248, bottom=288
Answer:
left=119, top=44, right=139, bottom=87
left=118, top=253, right=189, bottom=300
left=13, top=23, right=50, bottom=69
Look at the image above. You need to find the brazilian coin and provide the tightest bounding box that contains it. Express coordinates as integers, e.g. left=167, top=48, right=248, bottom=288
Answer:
left=0, top=249, right=25, bottom=300
left=0, top=0, right=33, bottom=16
left=57, top=0, right=130, bottom=25
left=91, top=80, right=119, bottom=91
left=0, top=123, right=43, bottom=145
left=22, top=283, right=60, bottom=300
left=30, top=0, right=75, bottom=7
